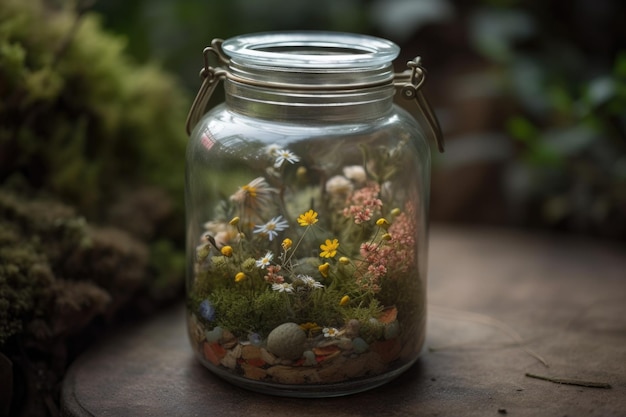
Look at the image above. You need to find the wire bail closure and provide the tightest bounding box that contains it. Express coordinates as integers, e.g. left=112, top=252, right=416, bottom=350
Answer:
left=185, top=38, right=444, bottom=153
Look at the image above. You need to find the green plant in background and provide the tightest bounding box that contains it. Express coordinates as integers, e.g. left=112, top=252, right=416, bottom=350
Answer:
left=470, top=1, right=626, bottom=237
left=1, top=0, right=189, bottom=415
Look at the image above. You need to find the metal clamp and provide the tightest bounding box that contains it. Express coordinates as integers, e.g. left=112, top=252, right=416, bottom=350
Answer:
left=186, top=40, right=444, bottom=154
left=185, top=39, right=229, bottom=135
left=394, top=57, right=445, bottom=153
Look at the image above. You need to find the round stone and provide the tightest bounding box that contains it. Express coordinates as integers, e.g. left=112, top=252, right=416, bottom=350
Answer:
left=352, top=337, right=369, bottom=354
left=266, top=322, right=307, bottom=360
left=205, top=326, right=223, bottom=343
left=384, top=320, right=400, bottom=340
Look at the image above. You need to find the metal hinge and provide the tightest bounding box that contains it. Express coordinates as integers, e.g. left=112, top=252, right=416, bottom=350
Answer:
left=394, top=57, right=445, bottom=153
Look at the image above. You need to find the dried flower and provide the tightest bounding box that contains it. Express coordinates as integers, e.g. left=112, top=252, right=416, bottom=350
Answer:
left=230, top=177, right=277, bottom=211
left=318, top=262, right=330, bottom=278
left=264, top=265, right=284, bottom=284
left=325, top=175, right=353, bottom=196
left=300, top=322, right=321, bottom=332
left=297, top=209, right=318, bottom=227
left=220, top=245, right=233, bottom=257
left=343, top=182, right=383, bottom=224
left=320, top=239, right=339, bottom=258
left=253, top=215, right=289, bottom=241
left=272, top=282, right=294, bottom=293
left=296, top=275, right=324, bottom=290
left=265, top=144, right=281, bottom=156
left=343, top=165, right=366, bottom=183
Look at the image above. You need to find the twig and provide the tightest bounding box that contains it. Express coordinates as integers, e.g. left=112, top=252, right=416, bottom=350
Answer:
left=525, top=372, right=611, bottom=389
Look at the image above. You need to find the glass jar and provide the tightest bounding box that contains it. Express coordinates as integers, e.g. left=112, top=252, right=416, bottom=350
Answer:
left=185, top=31, right=444, bottom=397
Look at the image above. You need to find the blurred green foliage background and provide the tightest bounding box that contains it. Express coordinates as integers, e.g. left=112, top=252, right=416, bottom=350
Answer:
left=94, top=0, right=626, bottom=238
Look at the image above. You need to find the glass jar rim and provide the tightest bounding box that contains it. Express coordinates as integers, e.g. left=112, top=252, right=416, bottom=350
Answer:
left=221, top=31, right=400, bottom=69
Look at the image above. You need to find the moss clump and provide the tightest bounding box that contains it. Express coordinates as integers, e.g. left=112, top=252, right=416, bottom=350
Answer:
left=0, top=0, right=190, bottom=414
left=0, top=0, right=188, bottom=220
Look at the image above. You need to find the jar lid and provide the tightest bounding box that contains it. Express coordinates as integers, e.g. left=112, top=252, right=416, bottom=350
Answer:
left=221, top=31, right=400, bottom=69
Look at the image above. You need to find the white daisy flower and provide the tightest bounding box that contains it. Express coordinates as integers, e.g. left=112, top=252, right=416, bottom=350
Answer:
left=255, top=251, right=274, bottom=269
left=253, top=215, right=289, bottom=241
left=323, top=327, right=339, bottom=338
left=296, top=274, right=324, bottom=290
left=272, top=282, right=294, bottom=293
left=274, top=149, right=300, bottom=168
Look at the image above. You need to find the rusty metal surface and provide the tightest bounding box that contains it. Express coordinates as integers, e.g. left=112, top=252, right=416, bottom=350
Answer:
left=61, top=226, right=626, bottom=417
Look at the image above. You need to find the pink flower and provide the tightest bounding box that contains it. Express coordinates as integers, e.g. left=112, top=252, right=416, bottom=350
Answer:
left=342, top=182, right=383, bottom=225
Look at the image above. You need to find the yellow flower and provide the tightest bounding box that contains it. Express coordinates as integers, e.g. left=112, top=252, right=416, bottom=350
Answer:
left=382, top=233, right=392, bottom=241
left=320, top=238, right=339, bottom=258
left=318, top=262, right=330, bottom=278
left=299, top=322, right=321, bottom=335
left=297, top=166, right=307, bottom=180
left=339, top=295, right=350, bottom=306
left=281, top=238, right=293, bottom=251
left=298, top=209, right=319, bottom=227
left=391, top=208, right=401, bottom=217
left=376, top=218, right=390, bottom=230
left=234, top=272, right=246, bottom=282
left=339, top=256, right=350, bottom=265
left=220, top=245, right=233, bottom=257
left=229, top=217, right=240, bottom=226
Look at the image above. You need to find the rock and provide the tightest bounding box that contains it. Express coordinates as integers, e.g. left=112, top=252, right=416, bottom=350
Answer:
left=241, top=344, right=263, bottom=360
left=266, top=365, right=321, bottom=384
left=205, top=326, right=223, bottom=343
left=220, top=350, right=238, bottom=369
left=187, top=314, right=205, bottom=347
left=260, top=348, right=278, bottom=365
left=352, top=337, right=369, bottom=354
left=370, top=338, right=401, bottom=364
left=241, top=363, right=267, bottom=380
left=266, top=322, right=307, bottom=360
left=248, top=332, right=262, bottom=346
left=220, top=329, right=238, bottom=349
left=344, top=319, right=361, bottom=338
left=302, top=350, right=317, bottom=366
left=384, top=320, right=400, bottom=340
left=203, top=342, right=226, bottom=366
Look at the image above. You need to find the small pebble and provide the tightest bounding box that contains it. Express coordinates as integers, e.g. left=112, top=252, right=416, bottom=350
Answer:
left=352, top=337, right=369, bottom=354
left=248, top=332, right=262, bottom=346
left=198, top=299, right=215, bottom=321
left=384, top=321, right=400, bottom=340
left=345, top=319, right=361, bottom=338
left=302, top=350, right=317, bottom=366
left=205, top=326, right=223, bottom=343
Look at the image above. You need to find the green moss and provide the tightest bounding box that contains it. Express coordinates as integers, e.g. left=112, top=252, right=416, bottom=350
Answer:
left=0, top=0, right=188, bottom=219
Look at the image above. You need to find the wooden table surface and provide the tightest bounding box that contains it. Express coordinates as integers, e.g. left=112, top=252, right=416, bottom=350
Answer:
left=61, top=226, right=626, bottom=417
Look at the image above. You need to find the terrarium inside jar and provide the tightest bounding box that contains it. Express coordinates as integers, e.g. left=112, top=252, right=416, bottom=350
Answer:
left=185, top=32, right=443, bottom=397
